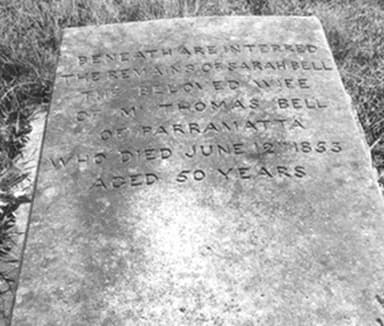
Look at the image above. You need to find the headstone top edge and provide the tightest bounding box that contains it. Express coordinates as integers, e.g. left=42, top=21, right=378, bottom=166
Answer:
left=61, top=15, right=322, bottom=34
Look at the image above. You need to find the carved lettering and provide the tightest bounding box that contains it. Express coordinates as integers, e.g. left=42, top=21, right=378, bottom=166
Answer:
left=176, top=169, right=206, bottom=183
left=253, top=77, right=310, bottom=90
left=61, top=60, right=334, bottom=84
left=63, top=40, right=342, bottom=191
left=90, top=173, right=159, bottom=190
left=110, top=119, right=306, bottom=139
left=119, top=147, right=172, bottom=163
left=217, top=165, right=306, bottom=180
left=49, top=155, right=74, bottom=169
left=277, top=98, right=327, bottom=110
left=75, top=43, right=319, bottom=67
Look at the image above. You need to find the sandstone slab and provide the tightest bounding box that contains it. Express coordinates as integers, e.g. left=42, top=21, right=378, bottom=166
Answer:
left=11, top=16, right=384, bottom=326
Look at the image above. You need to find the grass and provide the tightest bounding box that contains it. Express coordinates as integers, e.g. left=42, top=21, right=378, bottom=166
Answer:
left=0, top=0, right=383, bottom=323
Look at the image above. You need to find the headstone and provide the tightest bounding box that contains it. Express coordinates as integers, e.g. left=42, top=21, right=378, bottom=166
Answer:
left=12, top=16, right=384, bottom=325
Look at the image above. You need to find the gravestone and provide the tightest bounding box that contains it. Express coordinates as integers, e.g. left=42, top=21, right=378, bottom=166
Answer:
left=11, top=16, right=384, bottom=325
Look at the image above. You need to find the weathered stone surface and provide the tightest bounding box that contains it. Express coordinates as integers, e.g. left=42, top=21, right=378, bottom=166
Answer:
left=12, top=16, right=384, bottom=325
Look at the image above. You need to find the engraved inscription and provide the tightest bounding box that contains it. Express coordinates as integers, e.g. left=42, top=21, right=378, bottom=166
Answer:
left=99, top=119, right=306, bottom=141
left=59, top=59, right=333, bottom=84
left=76, top=43, right=319, bottom=65
left=54, top=40, right=343, bottom=191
